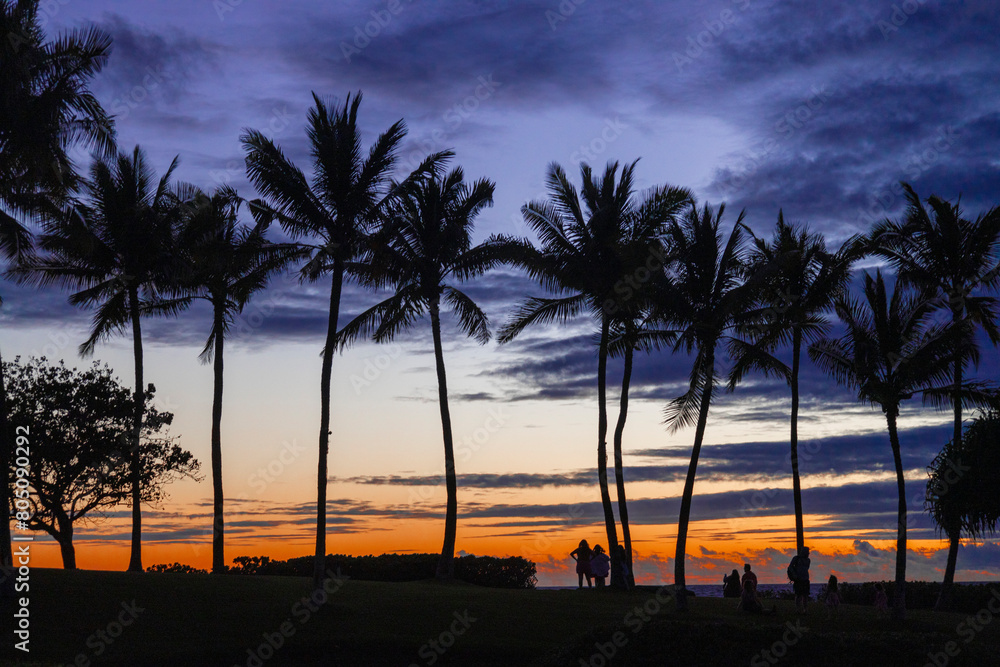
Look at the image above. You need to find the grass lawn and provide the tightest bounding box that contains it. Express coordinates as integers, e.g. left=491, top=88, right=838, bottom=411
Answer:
left=4, top=569, right=999, bottom=666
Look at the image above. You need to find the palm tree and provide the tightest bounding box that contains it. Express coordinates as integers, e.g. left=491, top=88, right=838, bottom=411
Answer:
left=925, top=411, right=1000, bottom=609
left=242, top=91, right=440, bottom=586
left=0, top=0, right=113, bottom=567
left=810, top=271, right=969, bottom=620
left=728, top=213, right=861, bottom=553
left=10, top=145, right=184, bottom=572
left=499, top=160, right=689, bottom=586
left=655, top=202, right=752, bottom=611
left=871, top=184, right=1000, bottom=608
left=174, top=187, right=303, bottom=573
left=339, top=161, right=513, bottom=578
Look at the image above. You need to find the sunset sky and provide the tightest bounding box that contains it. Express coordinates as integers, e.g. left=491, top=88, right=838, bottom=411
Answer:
left=5, top=0, right=1000, bottom=586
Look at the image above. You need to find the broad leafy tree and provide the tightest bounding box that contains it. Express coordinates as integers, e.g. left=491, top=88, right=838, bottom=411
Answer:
left=4, top=356, right=199, bottom=569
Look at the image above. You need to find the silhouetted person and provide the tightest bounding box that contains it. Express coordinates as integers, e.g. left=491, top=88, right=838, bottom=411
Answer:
left=723, top=569, right=742, bottom=598
left=590, top=544, right=610, bottom=587
left=737, top=579, right=775, bottom=614
left=824, top=574, right=841, bottom=616
left=570, top=539, right=593, bottom=588
left=874, top=582, right=889, bottom=617
left=741, top=562, right=757, bottom=590
left=789, top=546, right=811, bottom=614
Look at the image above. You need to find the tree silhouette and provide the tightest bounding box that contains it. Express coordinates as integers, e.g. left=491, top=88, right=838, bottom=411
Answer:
left=500, top=160, right=689, bottom=586
left=340, top=160, right=515, bottom=578
left=871, top=184, right=1000, bottom=608
left=810, top=271, right=974, bottom=620
left=174, top=187, right=303, bottom=573
left=656, top=202, right=752, bottom=611
left=242, top=91, right=440, bottom=587
left=925, top=410, right=1000, bottom=609
left=10, top=145, right=185, bottom=572
left=4, top=356, right=199, bottom=569
left=0, top=0, right=113, bottom=567
left=728, top=213, right=861, bottom=554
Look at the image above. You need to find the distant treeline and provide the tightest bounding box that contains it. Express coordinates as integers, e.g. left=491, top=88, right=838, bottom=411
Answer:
left=833, top=581, right=999, bottom=615
left=148, top=553, right=538, bottom=589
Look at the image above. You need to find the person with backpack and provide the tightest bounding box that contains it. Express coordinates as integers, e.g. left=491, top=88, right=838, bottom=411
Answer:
left=787, top=546, right=811, bottom=614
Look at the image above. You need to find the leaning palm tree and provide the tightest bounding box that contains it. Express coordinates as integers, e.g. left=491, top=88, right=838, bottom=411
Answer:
left=0, top=0, right=113, bottom=566
left=339, top=161, right=513, bottom=578
left=871, top=184, right=1000, bottom=608
left=242, top=91, right=441, bottom=586
left=925, top=411, right=1000, bottom=609
left=11, top=145, right=184, bottom=572
left=810, top=270, right=974, bottom=620
left=728, top=213, right=861, bottom=554
left=500, top=160, right=690, bottom=585
left=174, top=187, right=303, bottom=573
left=655, top=201, right=752, bottom=611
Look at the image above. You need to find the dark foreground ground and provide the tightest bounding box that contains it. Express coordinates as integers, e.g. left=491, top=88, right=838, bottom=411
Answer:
left=2, top=569, right=999, bottom=666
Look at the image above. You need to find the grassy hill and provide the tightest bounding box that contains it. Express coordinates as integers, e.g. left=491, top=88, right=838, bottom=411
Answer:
left=4, top=569, right=999, bottom=666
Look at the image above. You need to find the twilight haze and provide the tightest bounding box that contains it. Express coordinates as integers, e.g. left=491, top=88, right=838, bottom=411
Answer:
left=5, top=0, right=1000, bottom=586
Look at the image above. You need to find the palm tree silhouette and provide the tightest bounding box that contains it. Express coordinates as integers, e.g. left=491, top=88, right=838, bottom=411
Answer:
left=174, top=187, right=303, bottom=573
left=0, top=0, right=113, bottom=566
left=242, top=91, right=441, bottom=586
left=656, top=202, right=752, bottom=611
left=728, top=213, right=861, bottom=554
left=810, top=271, right=969, bottom=620
left=340, top=160, right=514, bottom=578
left=12, top=145, right=185, bottom=572
left=500, top=160, right=689, bottom=585
left=871, top=184, right=1000, bottom=609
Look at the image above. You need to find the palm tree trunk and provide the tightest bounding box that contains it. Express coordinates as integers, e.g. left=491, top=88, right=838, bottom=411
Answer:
left=886, top=406, right=907, bottom=620
left=596, top=316, right=620, bottom=582
left=211, top=303, right=226, bottom=574
left=313, top=267, right=343, bottom=588
left=935, top=531, right=960, bottom=611
left=937, top=327, right=965, bottom=608
left=0, top=347, right=11, bottom=567
left=790, top=328, right=805, bottom=554
left=675, top=349, right=715, bottom=612
left=612, top=342, right=634, bottom=586
left=126, top=289, right=144, bottom=573
left=57, top=516, right=76, bottom=570
left=430, top=301, right=458, bottom=580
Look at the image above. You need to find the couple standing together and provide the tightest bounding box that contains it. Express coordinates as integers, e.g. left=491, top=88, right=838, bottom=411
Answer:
left=570, top=539, right=624, bottom=588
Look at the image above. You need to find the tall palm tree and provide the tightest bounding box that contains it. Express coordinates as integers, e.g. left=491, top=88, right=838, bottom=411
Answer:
left=11, top=145, right=184, bottom=572
left=925, top=411, right=1000, bottom=609
left=871, top=184, right=1000, bottom=608
left=242, top=91, right=440, bottom=586
left=655, top=202, right=752, bottom=611
left=0, top=0, right=113, bottom=567
left=499, top=160, right=689, bottom=585
left=339, top=161, right=513, bottom=578
left=727, top=213, right=861, bottom=554
left=174, top=187, right=303, bottom=573
left=810, top=271, right=970, bottom=620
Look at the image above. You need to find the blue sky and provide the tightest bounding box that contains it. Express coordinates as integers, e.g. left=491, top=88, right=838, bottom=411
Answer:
left=4, top=0, right=1000, bottom=583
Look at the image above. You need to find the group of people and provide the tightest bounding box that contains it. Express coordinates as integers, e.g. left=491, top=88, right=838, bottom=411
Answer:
left=569, top=539, right=630, bottom=589
left=723, top=563, right=774, bottom=614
